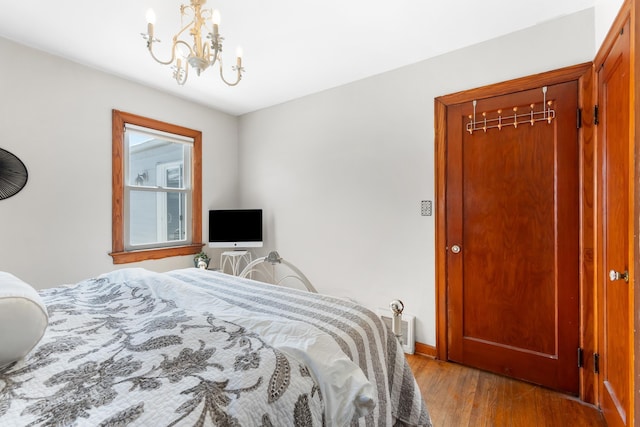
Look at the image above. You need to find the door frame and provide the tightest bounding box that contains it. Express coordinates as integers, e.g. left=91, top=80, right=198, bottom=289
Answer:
left=593, top=0, right=639, bottom=423
left=434, top=62, right=597, bottom=403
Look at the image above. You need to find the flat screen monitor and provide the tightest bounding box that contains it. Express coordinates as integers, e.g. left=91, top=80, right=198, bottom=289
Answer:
left=208, top=209, right=263, bottom=248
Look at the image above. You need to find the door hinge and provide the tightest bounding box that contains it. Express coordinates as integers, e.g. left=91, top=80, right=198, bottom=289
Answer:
left=577, top=108, right=582, bottom=129
left=594, top=353, right=600, bottom=374
left=577, top=348, right=584, bottom=368
left=594, top=105, right=599, bottom=125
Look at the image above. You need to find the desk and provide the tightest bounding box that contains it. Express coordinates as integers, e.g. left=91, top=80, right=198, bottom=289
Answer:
left=220, top=250, right=253, bottom=276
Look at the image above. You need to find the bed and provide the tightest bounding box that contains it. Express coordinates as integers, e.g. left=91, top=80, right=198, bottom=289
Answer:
left=0, top=268, right=431, bottom=426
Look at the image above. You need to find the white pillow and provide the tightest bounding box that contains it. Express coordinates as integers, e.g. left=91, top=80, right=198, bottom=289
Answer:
left=0, top=272, right=48, bottom=369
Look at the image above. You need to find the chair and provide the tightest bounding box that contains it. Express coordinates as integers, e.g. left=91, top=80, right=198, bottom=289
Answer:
left=239, top=251, right=317, bottom=293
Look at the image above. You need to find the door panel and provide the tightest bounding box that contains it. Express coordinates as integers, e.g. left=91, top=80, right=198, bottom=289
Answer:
left=598, top=18, right=631, bottom=427
left=446, top=82, right=579, bottom=394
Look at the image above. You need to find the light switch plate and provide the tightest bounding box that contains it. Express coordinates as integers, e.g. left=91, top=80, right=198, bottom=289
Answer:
left=421, top=200, right=432, bottom=216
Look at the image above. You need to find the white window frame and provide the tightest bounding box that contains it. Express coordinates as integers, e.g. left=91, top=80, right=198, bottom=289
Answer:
left=123, top=125, right=193, bottom=251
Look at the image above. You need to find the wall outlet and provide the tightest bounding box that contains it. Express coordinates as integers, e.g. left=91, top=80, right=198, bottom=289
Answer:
left=421, top=200, right=432, bottom=216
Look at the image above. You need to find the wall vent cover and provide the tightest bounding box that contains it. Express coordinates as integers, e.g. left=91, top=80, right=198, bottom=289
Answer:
left=377, top=308, right=415, bottom=354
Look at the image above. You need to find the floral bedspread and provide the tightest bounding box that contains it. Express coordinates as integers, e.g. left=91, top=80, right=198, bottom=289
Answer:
left=0, top=274, right=323, bottom=426
left=166, top=268, right=431, bottom=427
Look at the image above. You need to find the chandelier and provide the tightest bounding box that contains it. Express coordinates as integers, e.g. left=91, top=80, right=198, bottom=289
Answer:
left=142, top=0, right=244, bottom=86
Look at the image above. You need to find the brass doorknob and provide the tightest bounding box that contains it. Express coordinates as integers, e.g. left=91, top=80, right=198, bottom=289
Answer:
left=609, top=269, right=629, bottom=283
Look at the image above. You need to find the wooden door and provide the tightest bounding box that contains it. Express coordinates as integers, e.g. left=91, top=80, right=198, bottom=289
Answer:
left=445, top=81, right=580, bottom=394
left=597, top=17, right=631, bottom=427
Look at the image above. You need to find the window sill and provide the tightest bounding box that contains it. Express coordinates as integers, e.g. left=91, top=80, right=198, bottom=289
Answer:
left=110, top=243, right=204, bottom=264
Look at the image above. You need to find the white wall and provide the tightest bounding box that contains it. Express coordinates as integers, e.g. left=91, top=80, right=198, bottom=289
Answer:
left=0, top=6, right=606, bottom=345
left=0, top=36, right=239, bottom=289
left=595, top=0, right=626, bottom=48
left=238, top=9, right=596, bottom=345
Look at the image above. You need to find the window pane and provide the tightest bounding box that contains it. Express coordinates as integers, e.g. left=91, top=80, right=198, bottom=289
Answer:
left=129, top=190, right=187, bottom=247
left=129, top=190, right=157, bottom=246
left=127, top=131, right=187, bottom=188
left=166, top=192, right=186, bottom=241
left=165, top=164, right=183, bottom=188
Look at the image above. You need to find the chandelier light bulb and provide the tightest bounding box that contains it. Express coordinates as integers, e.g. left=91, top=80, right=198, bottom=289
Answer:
left=145, top=9, right=156, bottom=39
left=211, top=9, right=220, bottom=37
left=212, top=9, right=221, bottom=25
left=145, top=9, right=156, bottom=25
left=235, top=46, right=243, bottom=67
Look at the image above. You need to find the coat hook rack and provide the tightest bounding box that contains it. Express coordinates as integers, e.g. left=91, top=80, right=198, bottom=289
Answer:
left=466, top=86, right=556, bottom=134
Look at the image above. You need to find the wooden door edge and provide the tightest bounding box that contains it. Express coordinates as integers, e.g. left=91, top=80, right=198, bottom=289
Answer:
left=593, top=1, right=638, bottom=423
left=631, top=1, right=639, bottom=425
left=578, top=64, right=597, bottom=405
left=594, top=0, right=631, bottom=69
left=434, top=98, right=448, bottom=361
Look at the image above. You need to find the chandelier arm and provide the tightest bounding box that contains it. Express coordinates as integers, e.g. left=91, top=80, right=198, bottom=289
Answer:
left=147, top=9, right=197, bottom=65
left=174, top=40, right=193, bottom=57
left=147, top=37, right=191, bottom=66
left=148, top=45, right=176, bottom=66
left=207, top=45, right=221, bottom=68
left=218, top=60, right=243, bottom=87
left=174, top=21, right=196, bottom=41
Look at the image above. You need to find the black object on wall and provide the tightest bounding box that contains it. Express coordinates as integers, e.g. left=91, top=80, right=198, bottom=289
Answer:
left=0, top=148, right=28, bottom=200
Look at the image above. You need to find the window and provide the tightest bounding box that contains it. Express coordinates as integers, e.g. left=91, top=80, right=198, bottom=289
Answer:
left=110, top=110, right=202, bottom=264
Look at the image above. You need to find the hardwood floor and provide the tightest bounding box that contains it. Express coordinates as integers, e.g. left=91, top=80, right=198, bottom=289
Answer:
left=406, top=354, right=606, bottom=427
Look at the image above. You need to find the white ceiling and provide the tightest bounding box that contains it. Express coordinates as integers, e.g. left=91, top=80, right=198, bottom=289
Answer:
left=0, top=0, right=595, bottom=116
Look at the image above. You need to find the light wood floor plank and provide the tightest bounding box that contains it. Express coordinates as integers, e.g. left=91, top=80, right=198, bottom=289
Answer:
left=406, top=354, right=605, bottom=427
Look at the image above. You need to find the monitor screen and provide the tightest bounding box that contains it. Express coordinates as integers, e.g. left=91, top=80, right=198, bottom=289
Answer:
left=208, top=209, right=263, bottom=248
